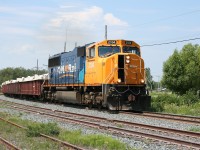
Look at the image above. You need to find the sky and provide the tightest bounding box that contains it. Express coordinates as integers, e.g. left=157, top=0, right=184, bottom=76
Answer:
left=0, top=0, right=200, bottom=81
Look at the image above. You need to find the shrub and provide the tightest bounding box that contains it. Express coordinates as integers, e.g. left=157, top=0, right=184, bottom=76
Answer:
left=151, top=93, right=180, bottom=112
left=150, top=91, right=200, bottom=116
left=182, top=90, right=200, bottom=105
left=150, top=91, right=200, bottom=112
left=151, top=100, right=164, bottom=112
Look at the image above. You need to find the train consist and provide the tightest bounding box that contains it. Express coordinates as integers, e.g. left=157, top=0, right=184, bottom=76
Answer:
left=1, top=39, right=151, bottom=111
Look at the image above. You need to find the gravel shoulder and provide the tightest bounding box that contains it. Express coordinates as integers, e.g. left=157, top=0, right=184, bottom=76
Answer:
left=0, top=95, right=199, bottom=150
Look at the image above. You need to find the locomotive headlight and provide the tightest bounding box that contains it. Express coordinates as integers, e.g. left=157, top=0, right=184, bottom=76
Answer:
left=126, top=59, right=130, bottom=63
left=118, top=78, right=121, bottom=83
left=126, top=56, right=130, bottom=63
left=126, top=55, right=130, bottom=59
left=140, top=79, right=145, bottom=83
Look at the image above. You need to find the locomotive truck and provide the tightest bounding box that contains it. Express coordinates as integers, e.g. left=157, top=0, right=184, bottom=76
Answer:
left=1, top=39, right=151, bottom=111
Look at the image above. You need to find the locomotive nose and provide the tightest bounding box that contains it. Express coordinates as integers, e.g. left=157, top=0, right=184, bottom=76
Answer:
left=124, top=54, right=145, bottom=85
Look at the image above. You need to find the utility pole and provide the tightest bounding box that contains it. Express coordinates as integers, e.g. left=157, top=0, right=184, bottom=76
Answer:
left=37, top=59, right=38, bottom=74
left=155, top=75, right=160, bottom=91
left=64, top=24, right=68, bottom=52
left=75, top=42, right=77, bottom=48
left=64, top=27, right=67, bottom=52
left=105, top=25, right=107, bottom=40
left=64, top=41, right=66, bottom=52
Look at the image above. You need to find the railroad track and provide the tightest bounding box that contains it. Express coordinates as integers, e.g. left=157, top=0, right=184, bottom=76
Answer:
left=1, top=98, right=199, bottom=125
left=1, top=100, right=200, bottom=149
left=0, top=136, right=20, bottom=150
left=0, top=116, right=86, bottom=150
left=120, top=111, right=200, bottom=125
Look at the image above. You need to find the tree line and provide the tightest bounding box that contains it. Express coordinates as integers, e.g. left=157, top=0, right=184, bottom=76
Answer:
left=0, top=67, right=47, bottom=85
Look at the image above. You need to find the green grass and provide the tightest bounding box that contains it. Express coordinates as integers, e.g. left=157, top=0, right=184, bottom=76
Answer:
left=0, top=114, right=63, bottom=150
left=0, top=144, right=7, bottom=150
left=0, top=111, right=135, bottom=150
left=116, top=124, right=124, bottom=128
left=27, top=122, right=60, bottom=137
left=59, top=130, right=132, bottom=150
left=0, top=102, right=6, bottom=108
left=188, top=127, right=200, bottom=132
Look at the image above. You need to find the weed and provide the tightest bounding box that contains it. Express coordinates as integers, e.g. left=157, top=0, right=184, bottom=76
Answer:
left=188, top=127, right=200, bottom=133
left=150, top=92, right=200, bottom=116
left=116, top=124, right=124, bottom=128
left=59, top=130, right=131, bottom=150
left=0, top=111, right=136, bottom=149
left=27, top=122, right=60, bottom=137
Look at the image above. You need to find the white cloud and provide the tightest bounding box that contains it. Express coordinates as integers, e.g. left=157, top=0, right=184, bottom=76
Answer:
left=42, top=5, right=129, bottom=47
left=59, top=5, right=77, bottom=9
left=0, top=6, right=14, bottom=12
left=48, top=6, right=104, bottom=28
left=49, top=6, right=128, bottom=28
left=104, top=13, right=128, bottom=26
left=0, top=6, right=49, bottom=18
left=6, top=44, right=35, bottom=55
left=0, top=5, right=129, bottom=57
left=21, top=44, right=34, bottom=52
left=0, top=6, right=53, bottom=37
left=38, top=35, right=64, bottom=41
left=0, top=27, right=35, bottom=36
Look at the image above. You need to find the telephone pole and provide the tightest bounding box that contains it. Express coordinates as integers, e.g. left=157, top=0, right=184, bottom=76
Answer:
left=105, top=25, right=107, bottom=40
left=37, top=59, right=38, bottom=74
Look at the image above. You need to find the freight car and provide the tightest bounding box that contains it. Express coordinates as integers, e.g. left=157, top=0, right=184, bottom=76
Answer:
left=1, top=39, right=151, bottom=111
left=1, top=74, right=48, bottom=99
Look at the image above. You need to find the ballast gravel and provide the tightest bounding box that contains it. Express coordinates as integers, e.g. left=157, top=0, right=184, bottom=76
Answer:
left=0, top=95, right=199, bottom=150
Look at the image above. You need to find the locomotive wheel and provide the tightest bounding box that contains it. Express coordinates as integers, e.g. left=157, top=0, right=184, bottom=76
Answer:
left=39, top=94, right=45, bottom=101
left=88, top=102, right=93, bottom=109
left=97, top=103, right=102, bottom=110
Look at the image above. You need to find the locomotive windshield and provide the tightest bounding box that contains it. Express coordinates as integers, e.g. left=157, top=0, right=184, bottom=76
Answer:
left=98, top=46, right=120, bottom=57
left=123, top=46, right=140, bottom=56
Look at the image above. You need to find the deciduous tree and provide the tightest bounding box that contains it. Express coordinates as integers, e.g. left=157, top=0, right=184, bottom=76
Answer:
left=162, top=44, right=200, bottom=94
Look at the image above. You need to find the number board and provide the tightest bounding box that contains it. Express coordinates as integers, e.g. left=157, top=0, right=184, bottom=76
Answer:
left=125, top=41, right=132, bottom=45
left=107, top=40, right=116, bottom=45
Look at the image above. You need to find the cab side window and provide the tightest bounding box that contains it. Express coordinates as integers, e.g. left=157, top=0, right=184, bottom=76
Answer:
left=88, top=46, right=95, bottom=58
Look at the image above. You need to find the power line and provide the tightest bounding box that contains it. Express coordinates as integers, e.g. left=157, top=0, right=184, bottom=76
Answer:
left=141, top=37, right=200, bottom=47
left=133, top=9, right=200, bottom=27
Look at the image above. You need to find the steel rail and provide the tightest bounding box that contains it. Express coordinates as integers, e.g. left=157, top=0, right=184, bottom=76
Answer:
left=2, top=101, right=200, bottom=138
left=3, top=103, right=200, bottom=149
left=0, top=117, right=87, bottom=150
left=2, top=99, right=200, bottom=124
left=0, top=136, right=21, bottom=150
left=120, top=111, right=200, bottom=124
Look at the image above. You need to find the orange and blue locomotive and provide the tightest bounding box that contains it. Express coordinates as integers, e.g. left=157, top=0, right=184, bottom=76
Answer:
left=43, top=39, right=151, bottom=110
